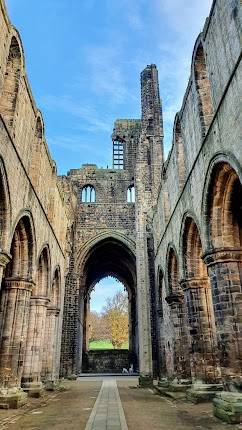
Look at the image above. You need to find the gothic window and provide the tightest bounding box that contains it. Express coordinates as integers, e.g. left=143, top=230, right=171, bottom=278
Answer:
left=81, top=185, right=96, bottom=203
left=127, top=185, right=135, bottom=203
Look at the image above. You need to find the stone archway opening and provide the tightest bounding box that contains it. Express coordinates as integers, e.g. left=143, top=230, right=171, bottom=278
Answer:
left=88, top=276, right=129, bottom=351
left=78, top=237, right=138, bottom=374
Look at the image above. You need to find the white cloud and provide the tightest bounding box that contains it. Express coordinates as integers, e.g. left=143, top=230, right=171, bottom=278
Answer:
left=41, top=94, right=112, bottom=133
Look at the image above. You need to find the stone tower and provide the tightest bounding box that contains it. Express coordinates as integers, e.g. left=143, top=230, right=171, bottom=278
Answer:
left=59, top=65, right=164, bottom=382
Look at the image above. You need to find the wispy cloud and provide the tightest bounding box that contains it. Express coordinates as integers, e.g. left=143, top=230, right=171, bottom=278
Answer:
left=152, top=0, right=213, bottom=153
left=41, top=94, right=112, bottom=133
left=82, top=45, right=129, bottom=105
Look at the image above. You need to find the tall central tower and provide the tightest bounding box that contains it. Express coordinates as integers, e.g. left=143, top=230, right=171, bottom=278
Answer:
left=135, top=64, right=164, bottom=384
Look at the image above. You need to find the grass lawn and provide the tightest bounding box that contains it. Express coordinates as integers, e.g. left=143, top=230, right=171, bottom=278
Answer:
left=89, top=340, right=129, bottom=350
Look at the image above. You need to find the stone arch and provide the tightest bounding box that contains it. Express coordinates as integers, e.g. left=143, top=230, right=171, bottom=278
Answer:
left=192, top=35, right=213, bottom=136
left=28, top=114, right=44, bottom=187
left=166, top=244, right=179, bottom=295
left=0, top=33, right=23, bottom=127
left=181, top=215, right=206, bottom=279
left=34, top=244, right=51, bottom=297
left=6, top=212, right=35, bottom=280
left=203, top=154, right=242, bottom=377
left=165, top=244, right=190, bottom=378
left=0, top=211, right=35, bottom=387
left=173, top=113, right=186, bottom=189
left=0, top=157, right=11, bottom=251
left=77, top=230, right=136, bottom=268
left=204, top=155, right=242, bottom=249
left=50, top=265, right=61, bottom=307
left=22, top=244, right=51, bottom=387
left=180, top=214, right=218, bottom=382
left=61, top=233, right=137, bottom=376
left=41, top=265, right=61, bottom=382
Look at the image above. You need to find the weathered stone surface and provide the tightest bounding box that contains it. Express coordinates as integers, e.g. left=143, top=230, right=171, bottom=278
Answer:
left=0, top=0, right=241, bottom=420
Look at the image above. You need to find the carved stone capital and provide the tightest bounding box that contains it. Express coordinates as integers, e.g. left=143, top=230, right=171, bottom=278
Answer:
left=0, top=250, right=11, bottom=268
left=180, top=277, right=210, bottom=291
left=4, top=278, right=34, bottom=292
left=203, top=247, right=242, bottom=267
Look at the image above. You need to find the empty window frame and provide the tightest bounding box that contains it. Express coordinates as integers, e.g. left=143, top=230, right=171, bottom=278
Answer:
left=81, top=185, right=96, bottom=203
left=127, top=185, right=135, bottom=203
left=113, top=140, right=124, bottom=169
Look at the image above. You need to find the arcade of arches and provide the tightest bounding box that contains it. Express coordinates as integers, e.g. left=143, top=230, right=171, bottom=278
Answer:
left=0, top=0, right=241, bottom=424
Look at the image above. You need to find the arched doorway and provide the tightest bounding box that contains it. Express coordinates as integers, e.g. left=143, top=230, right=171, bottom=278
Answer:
left=61, top=233, right=138, bottom=375
left=78, top=236, right=137, bottom=374
left=203, top=160, right=242, bottom=378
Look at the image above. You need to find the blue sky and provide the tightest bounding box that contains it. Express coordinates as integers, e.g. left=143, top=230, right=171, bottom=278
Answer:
left=90, top=277, right=126, bottom=313
left=6, top=0, right=212, bottom=175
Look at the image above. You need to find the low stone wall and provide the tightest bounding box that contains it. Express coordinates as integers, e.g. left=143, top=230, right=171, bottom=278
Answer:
left=82, top=350, right=130, bottom=373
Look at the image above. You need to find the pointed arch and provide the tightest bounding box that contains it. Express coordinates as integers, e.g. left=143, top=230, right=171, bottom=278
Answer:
left=50, top=265, right=61, bottom=308
left=192, top=36, right=213, bottom=136
left=6, top=213, right=35, bottom=280
left=173, top=114, right=186, bottom=189
left=181, top=216, right=207, bottom=279
left=28, top=114, right=44, bottom=186
left=0, top=157, right=11, bottom=250
left=0, top=35, right=22, bottom=127
left=166, top=245, right=179, bottom=295
left=34, top=244, right=51, bottom=297
left=203, top=155, right=242, bottom=249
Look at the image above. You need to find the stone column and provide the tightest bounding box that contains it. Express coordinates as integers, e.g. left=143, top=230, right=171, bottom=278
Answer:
left=181, top=278, right=219, bottom=383
left=22, top=296, right=49, bottom=396
left=41, top=306, right=60, bottom=384
left=204, top=248, right=242, bottom=381
left=165, top=292, right=191, bottom=379
left=0, top=278, right=33, bottom=407
left=136, top=219, right=153, bottom=386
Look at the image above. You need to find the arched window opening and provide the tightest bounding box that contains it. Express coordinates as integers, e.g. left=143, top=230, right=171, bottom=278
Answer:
left=5, top=215, right=34, bottom=279
left=183, top=217, right=207, bottom=279
left=127, top=185, right=135, bottom=203
left=0, top=36, right=22, bottom=127
left=194, top=42, right=213, bottom=136
left=167, top=248, right=179, bottom=294
left=81, top=185, right=96, bottom=203
left=174, top=117, right=186, bottom=189
left=33, top=246, right=50, bottom=297
left=206, top=162, right=242, bottom=248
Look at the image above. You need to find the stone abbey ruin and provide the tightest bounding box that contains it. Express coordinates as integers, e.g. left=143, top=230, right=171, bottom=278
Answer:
left=0, top=0, right=241, bottom=424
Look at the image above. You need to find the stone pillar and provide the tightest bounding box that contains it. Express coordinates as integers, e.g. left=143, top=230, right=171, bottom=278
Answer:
left=22, top=296, right=49, bottom=396
left=83, top=296, right=90, bottom=353
left=204, top=248, right=242, bottom=380
left=181, top=278, right=219, bottom=383
left=41, top=306, right=60, bottom=383
left=165, top=292, right=191, bottom=379
left=136, top=218, right=153, bottom=386
left=0, top=278, right=33, bottom=408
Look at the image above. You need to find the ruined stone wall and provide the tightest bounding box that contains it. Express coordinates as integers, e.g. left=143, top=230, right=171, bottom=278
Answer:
left=0, top=0, right=70, bottom=391
left=153, top=0, right=242, bottom=382
left=60, top=161, right=137, bottom=376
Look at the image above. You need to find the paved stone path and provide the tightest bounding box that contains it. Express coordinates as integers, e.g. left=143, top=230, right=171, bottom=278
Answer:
left=85, top=378, right=128, bottom=430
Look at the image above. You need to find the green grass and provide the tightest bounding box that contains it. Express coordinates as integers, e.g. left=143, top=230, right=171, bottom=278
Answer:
left=89, top=340, right=129, bottom=350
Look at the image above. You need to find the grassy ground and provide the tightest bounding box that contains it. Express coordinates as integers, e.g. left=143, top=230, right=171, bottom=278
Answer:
left=89, top=340, right=129, bottom=349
